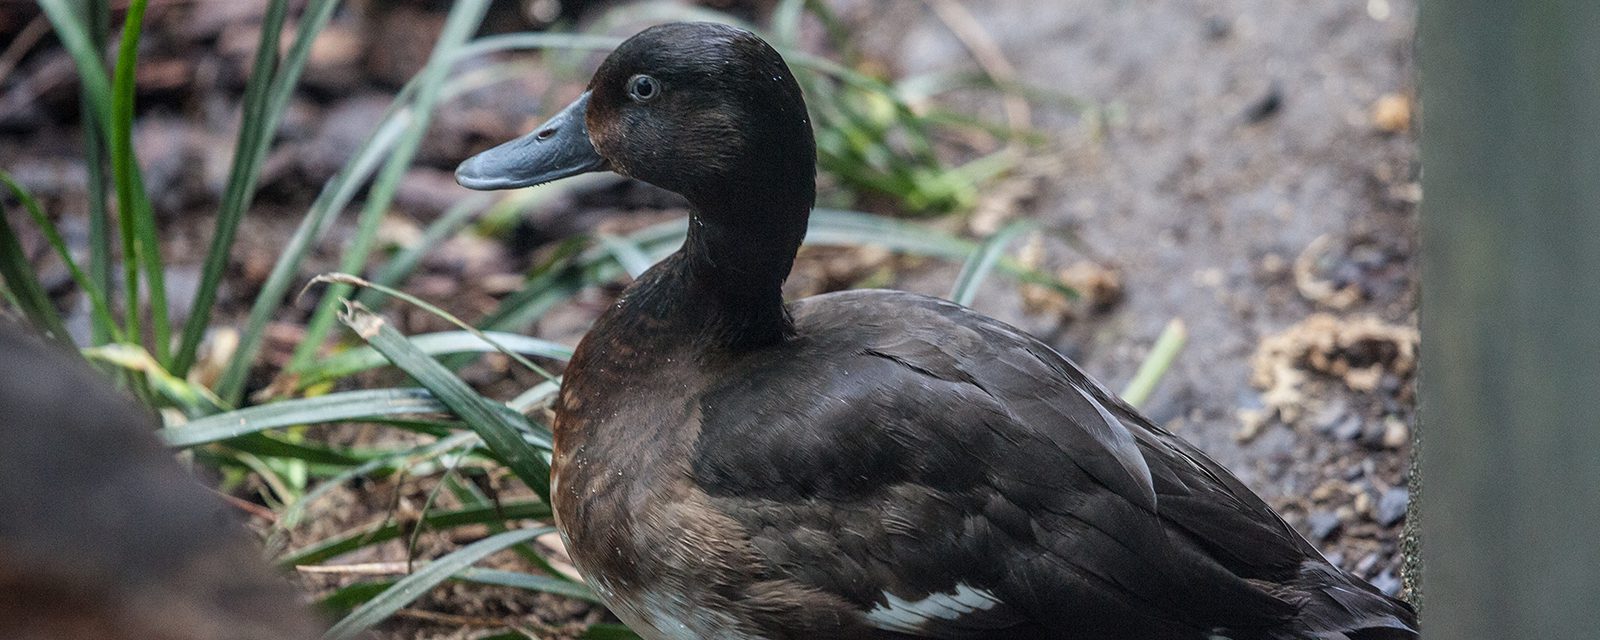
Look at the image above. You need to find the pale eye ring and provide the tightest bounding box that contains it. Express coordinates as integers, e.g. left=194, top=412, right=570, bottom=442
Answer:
left=627, top=74, right=660, bottom=103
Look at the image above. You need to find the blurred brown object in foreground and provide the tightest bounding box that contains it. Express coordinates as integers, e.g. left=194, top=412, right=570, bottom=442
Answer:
left=0, top=325, right=319, bottom=640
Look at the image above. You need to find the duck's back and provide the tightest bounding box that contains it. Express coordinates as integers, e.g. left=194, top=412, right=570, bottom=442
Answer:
left=676, top=289, right=1415, bottom=639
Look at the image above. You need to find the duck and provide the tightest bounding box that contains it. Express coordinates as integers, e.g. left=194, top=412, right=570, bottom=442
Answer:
left=0, top=324, right=319, bottom=640
left=455, top=21, right=1419, bottom=640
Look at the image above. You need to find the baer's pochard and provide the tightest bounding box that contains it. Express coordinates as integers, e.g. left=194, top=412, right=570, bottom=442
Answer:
left=456, top=21, right=1418, bottom=640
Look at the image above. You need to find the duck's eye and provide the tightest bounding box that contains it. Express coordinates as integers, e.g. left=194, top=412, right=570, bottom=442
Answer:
left=627, top=74, right=660, bottom=103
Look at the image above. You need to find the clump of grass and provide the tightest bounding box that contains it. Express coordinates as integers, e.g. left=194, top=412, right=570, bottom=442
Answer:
left=0, top=2, right=1113, bottom=638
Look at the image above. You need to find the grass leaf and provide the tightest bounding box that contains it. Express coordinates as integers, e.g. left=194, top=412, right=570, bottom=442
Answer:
left=338, top=303, right=552, bottom=495
left=277, top=432, right=480, bottom=531
left=109, top=0, right=169, bottom=362
left=949, top=222, right=1032, bottom=306
left=292, top=331, right=573, bottom=392
left=356, top=193, right=492, bottom=307
left=1119, top=318, right=1189, bottom=409
left=0, top=194, right=72, bottom=346
left=82, top=343, right=225, bottom=415
left=581, top=624, right=644, bottom=640
left=161, top=387, right=448, bottom=447
left=215, top=101, right=412, bottom=403
left=595, top=232, right=656, bottom=279
left=284, top=501, right=552, bottom=567
left=322, top=527, right=550, bottom=640
left=172, top=0, right=291, bottom=374
left=1, top=171, right=122, bottom=341
left=454, top=567, right=601, bottom=604
left=290, top=0, right=492, bottom=372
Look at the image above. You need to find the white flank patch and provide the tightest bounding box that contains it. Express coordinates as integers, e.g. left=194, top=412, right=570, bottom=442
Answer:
left=865, top=583, right=1003, bottom=633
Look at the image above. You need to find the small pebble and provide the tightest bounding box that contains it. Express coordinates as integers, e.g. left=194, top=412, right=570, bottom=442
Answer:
left=1332, top=415, right=1364, bottom=441
left=1370, top=570, right=1403, bottom=596
left=1204, top=16, right=1232, bottom=40
left=1243, top=82, right=1285, bottom=123
left=1312, top=400, right=1349, bottom=434
left=1376, top=487, right=1409, bottom=526
left=1308, top=510, right=1341, bottom=542
left=1372, top=93, right=1411, bottom=133
left=1353, top=491, right=1373, bottom=518
left=1355, top=552, right=1380, bottom=576
left=1382, top=415, right=1410, bottom=449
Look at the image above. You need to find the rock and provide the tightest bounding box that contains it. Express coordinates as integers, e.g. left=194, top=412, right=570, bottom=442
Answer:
left=1235, top=407, right=1271, bottom=442
left=1353, top=490, right=1374, bottom=518
left=1355, top=552, right=1380, bottom=576
left=1311, top=398, right=1349, bottom=434
left=1332, top=414, right=1364, bottom=441
left=1372, top=93, right=1411, bottom=133
left=1370, top=569, right=1403, bottom=596
left=1381, top=415, right=1410, bottom=449
left=1376, top=487, right=1408, bottom=526
left=1242, top=81, right=1284, bottom=123
left=1307, top=510, right=1341, bottom=542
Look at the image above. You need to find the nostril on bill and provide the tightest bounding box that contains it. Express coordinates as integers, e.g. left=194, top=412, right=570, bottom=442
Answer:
left=536, top=128, right=557, bottom=141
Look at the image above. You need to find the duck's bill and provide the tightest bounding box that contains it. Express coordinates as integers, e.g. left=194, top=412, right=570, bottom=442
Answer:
left=455, top=92, right=608, bottom=190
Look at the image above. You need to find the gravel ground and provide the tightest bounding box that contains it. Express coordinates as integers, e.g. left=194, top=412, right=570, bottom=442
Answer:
left=846, top=0, right=1419, bottom=592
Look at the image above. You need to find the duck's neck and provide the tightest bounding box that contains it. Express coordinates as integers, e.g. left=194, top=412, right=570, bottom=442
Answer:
left=623, top=183, right=812, bottom=351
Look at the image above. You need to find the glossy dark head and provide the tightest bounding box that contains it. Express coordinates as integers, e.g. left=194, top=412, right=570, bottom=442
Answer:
left=457, top=22, right=816, bottom=210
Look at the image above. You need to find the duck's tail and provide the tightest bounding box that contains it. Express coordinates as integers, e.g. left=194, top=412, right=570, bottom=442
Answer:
left=1270, top=561, right=1418, bottom=640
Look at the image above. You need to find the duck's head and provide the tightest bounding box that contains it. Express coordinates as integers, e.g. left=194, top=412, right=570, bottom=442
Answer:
left=456, top=22, right=816, bottom=213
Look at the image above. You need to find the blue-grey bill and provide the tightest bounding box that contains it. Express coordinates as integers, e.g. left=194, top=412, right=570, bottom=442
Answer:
left=455, top=92, right=608, bottom=190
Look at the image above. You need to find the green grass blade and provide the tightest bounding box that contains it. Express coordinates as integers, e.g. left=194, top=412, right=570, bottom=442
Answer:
left=1119, top=318, right=1189, bottom=409
left=809, top=209, right=1075, bottom=295
left=508, top=379, right=561, bottom=414
left=582, top=624, right=643, bottom=640
left=79, top=0, right=114, bottom=344
left=221, top=37, right=630, bottom=399
left=293, top=331, right=573, bottom=391
left=221, top=432, right=366, bottom=467
left=161, top=387, right=449, bottom=448
left=339, top=303, right=552, bottom=496
left=0, top=198, right=72, bottom=346
left=107, top=0, right=170, bottom=360
left=454, top=567, right=601, bottom=604
left=266, top=0, right=343, bottom=120
left=771, top=0, right=806, bottom=45
left=290, top=0, right=492, bottom=372
left=451, top=32, right=620, bottom=61
left=316, top=580, right=393, bottom=617
left=284, top=502, right=551, bottom=567
left=278, top=432, right=479, bottom=531
left=321, top=527, right=550, bottom=640
left=215, top=105, right=413, bottom=403
left=596, top=233, right=654, bottom=279
left=175, top=0, right=344, bottom=374
left=356, top=193, right=491, bottom=308
left=441, top=473, right=567, bottom=582
left=315, top=273, right=556, bottom=380
left=35, top=0, right=113, bottom=120
left=948, top=222, right=1032, bottom=306
left=1, top=171, right=121, bottom=341
left=106, top=0, right=145, bottom=347
left=171, top=0, right=291, bottom=374
left=82, top=343, right=224, bottom=414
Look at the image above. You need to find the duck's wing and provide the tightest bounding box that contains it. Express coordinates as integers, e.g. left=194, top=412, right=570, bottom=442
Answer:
left=689, top=290, right=1302, bottom=638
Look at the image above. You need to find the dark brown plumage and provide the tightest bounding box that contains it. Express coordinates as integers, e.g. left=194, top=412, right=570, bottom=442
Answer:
left=457, top=22, right=1417, bottom=640
left=0, top=325, right=320, bottom=640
